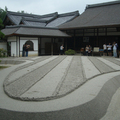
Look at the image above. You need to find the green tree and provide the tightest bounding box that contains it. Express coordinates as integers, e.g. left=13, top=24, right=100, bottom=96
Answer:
left=0, top=6, right=7, bottom=40
left=0, top=19, right=5, bottom=40
left=0, top=6, right=7, bottom=20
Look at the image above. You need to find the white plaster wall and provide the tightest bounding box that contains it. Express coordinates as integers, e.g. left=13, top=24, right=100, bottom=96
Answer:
left=11, top=42, right=16, bottom=56
left=7, top=37, right=38, bottom=57
left=8, top=37, right=17, bottom=57
left=20, top=37, right=38, bottom=57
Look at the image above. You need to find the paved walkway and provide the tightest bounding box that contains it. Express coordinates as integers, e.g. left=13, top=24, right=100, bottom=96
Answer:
left=0, top=56, right=120, bottom=120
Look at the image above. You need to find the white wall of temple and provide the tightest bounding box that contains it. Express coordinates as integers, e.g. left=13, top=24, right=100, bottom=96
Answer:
left=20, top=37, right=38, bottom=57
left=7, top=36, right=17, bottom=57
left=7, top=36, right=64, bottom=56
left=11, top=42, right=16, bottom=56
left=7, top=37, right=39, bottom=57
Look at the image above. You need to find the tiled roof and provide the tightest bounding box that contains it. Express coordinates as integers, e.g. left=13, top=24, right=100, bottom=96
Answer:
left=4, top=11, right=79, bottom=27
left=6, top=11, right=41, bottom=25
left=20, top=17, right=47, bottom=27
left=1, top=25, right=70, bottom=37
left=46, top=11, right=79, bottom=27
left=59, top=1, right=120, bottom=29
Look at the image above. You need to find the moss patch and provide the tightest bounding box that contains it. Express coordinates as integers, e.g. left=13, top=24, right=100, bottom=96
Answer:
left=0, top=66, right=9, bottom=70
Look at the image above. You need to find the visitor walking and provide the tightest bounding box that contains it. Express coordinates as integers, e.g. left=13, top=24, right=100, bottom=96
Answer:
left=88, top=45, right=92, bottom=56
left=85, top=45, right=89, bottom=56
left=25, top=44, right=30, bottom=57
left=113, top=42, right=118, bottom=57
left=103, top=43, right=107, bottom=56
left=107, top=43, right=112, bottom=56
left=60, top=44, right=64, bottom=55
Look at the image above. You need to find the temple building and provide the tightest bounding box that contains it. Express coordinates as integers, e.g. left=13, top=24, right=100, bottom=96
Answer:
left=1, top=1, right=120, bottom=56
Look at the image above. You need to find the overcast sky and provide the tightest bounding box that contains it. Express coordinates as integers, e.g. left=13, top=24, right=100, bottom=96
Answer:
left=0, top=0, right=116, bottom=15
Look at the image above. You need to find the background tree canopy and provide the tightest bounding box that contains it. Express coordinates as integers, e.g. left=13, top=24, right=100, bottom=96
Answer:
left=0, top=6, right=7, bottom=40
left=0, top=19, right=5, bottom=39
left=0, top=6, right=7, bottom=20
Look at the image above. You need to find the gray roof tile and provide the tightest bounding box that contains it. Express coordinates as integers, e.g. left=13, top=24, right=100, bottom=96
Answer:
left=59, top=1, right=120, bottom=29
left=1, top=26, right=70, bottom=37
left=5, top=11, right=58, bottom=26
left=4, top=11, right=79, bottom=27
left=46, top=11, right=79, bottom=27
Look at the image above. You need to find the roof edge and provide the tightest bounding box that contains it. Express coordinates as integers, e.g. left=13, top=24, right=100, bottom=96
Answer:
left=38, top=12, right=58, bottom=18
left=58, top=11, right=79, bottom=17
left=21, top=17, right=47, bottom=23
left=7, top=11, right=41, bottom=18
left=86, top=1, right=120, bottom=9
left=5, top=25, right=59, bottom=30
left=59, top=24, right=120, bottom=30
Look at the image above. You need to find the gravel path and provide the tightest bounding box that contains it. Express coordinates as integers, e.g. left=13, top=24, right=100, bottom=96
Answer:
left=3, top=56, right=120, bottom=101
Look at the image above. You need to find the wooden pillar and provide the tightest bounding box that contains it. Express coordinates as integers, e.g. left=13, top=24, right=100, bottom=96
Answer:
left=74, top=30, right=76, bottom=50
left=65, top=38, right=67, bottom=51
left=97, top=28, right=99, bottom=46
left=16, top=36, right=18, bottom=57
left=51, top=38, right=53, bottom=55
left=105, top=28, right=107, bottom=43
left=38, top=37, right=41, bottom=56
left=83, top=29, right=84, bottom=37
left=19, top=36, right=20, bottom=57
left=94, top=29, right=95, bottom=36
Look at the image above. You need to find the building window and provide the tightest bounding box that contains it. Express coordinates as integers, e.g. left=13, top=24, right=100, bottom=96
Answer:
left=25, top=40, right=34, bottom=51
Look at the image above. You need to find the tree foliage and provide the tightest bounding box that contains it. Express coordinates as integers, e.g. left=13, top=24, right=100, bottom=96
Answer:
left=0, top=6, right=7, bottom=20
left=0, top=6, right=7, bottom=40
left=0, top=18, right=5, bottom=40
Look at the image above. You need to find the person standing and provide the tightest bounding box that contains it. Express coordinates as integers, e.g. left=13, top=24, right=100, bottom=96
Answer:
left=85, top=45, right=89, bottom=56
left=88, top=45, right=92, bottom=56
left=113, top=42, right=118, bottom=57
left=25, top=44, right=30, bottom=57
left=60, top=44, right=64, bottom=55
left=103, top=43, right=107, bottom=56
left=107, top=43, right=112, bottom=56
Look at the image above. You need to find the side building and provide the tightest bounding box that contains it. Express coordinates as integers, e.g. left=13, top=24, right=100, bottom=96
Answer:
left=1, top=11, right=79, bottom=56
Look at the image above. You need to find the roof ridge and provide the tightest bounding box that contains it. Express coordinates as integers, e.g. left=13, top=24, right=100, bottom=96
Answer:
left=58, top=11, right=79, bottom=17
left=38, top=12, right=58, bottom=18
left=7, top=11, right=41, bottom=18
left=22, top=17, right=47, bottom=23
left=5, top=25, right=59, bottom=30
left=13, top=27, right=20, bottom=34
left=86, top=1, right=120, bottom=9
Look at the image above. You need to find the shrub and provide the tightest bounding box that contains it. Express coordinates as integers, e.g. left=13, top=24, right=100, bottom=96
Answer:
left=0, top=48, right=7, bottom=57
left=65, top=49, right=76, bottom=55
